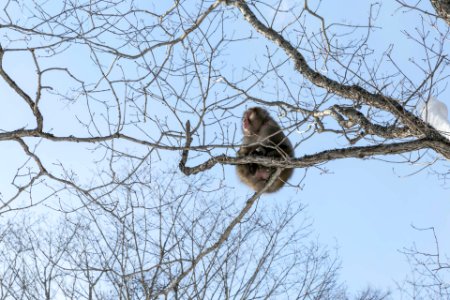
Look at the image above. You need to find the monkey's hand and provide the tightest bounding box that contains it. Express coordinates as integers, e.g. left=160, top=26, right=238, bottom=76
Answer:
left=251, top=146, right=267, bottom=156
left=237, top=145, right=255, bottom=156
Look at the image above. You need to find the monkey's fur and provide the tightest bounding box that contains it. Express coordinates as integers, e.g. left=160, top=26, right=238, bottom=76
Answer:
left=236, top=107, right=294, bottom=193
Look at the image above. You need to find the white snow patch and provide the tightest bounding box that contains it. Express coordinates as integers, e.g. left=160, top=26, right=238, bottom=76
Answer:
left=420, top=97, right=450, bottom=140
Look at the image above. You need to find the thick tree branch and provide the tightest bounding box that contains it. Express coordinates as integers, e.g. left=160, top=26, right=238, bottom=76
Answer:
left=226, top=0, right=441, bottom=140
left=0, top=129, right=214, bottom=152
left=430, top=0, right=450, bottom=25
left=332, top=105, right=415, bottom=139
left=180, top=138, right=447, bottom=175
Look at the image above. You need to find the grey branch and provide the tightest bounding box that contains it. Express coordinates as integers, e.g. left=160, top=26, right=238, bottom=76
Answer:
left=227, top=0, right=443, bottom=140
left=180, top=138, right=447, bottom=175
left=155, top=168, right=282, bottom=298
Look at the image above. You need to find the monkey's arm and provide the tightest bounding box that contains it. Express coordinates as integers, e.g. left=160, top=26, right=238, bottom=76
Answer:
left=258, top=125, right=293, bottom=158
left=237, top=135, right=259, bottom=156
left=237, top=146, right=251, bottom=156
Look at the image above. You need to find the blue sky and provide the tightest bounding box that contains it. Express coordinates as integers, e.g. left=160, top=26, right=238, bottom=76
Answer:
left=1, top=0, right=450, bottom=297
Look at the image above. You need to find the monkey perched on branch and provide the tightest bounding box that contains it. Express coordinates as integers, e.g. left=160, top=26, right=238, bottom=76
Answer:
left=236, top=107, right=294, bottom=193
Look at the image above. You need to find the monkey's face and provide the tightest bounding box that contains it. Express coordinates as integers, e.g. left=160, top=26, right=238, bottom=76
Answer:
left=242, top=107, right=266, bottom=135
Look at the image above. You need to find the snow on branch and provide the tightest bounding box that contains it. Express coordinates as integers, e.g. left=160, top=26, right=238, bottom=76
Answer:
left=420, top=97, right=450, bottom=140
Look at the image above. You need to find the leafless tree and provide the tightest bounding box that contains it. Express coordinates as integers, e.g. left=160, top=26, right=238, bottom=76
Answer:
left=0, top=166, right=349, bottom=299
left=396, top=226, right=450, bottom=299
left=0, top=0, right=449, bottom=298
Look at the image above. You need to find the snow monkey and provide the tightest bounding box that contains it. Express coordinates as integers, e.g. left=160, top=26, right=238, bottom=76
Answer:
left=236, top=107, right=294, bottom=193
